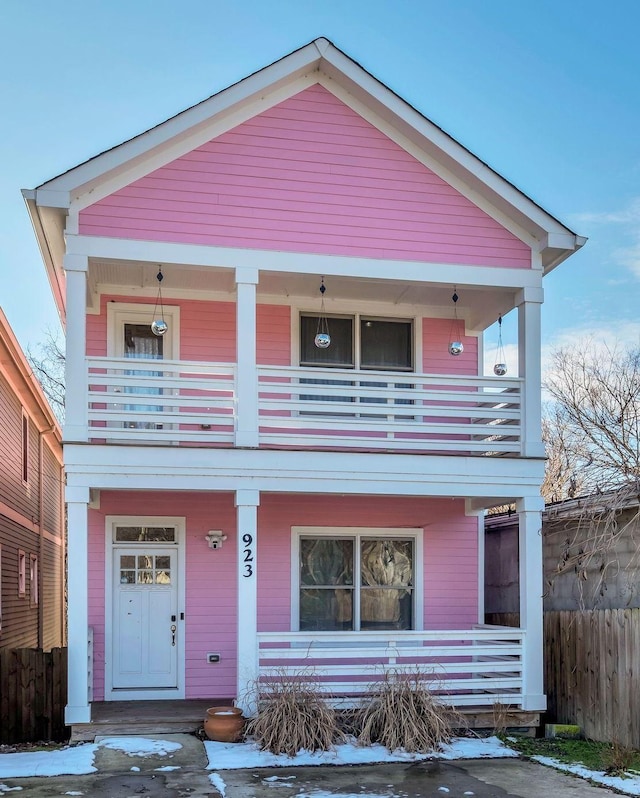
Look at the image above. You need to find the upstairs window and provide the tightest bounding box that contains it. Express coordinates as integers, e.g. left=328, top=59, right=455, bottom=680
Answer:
left=300, top=315, right=413, bottom=371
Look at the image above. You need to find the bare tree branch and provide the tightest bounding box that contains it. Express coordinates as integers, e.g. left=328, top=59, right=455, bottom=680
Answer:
left=27, top=328, right=65, bottom=424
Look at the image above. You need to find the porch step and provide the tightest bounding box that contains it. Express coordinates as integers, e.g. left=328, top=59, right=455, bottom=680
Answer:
left=70, top=699, right=228, bottom=742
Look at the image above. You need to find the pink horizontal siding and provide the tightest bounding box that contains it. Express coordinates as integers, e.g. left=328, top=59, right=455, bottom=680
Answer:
left=422, top=317, right=478, bottom=375
left=89, top=491, right=238, bottom=702
left=79, top=84, right=530, bottom=268
left=257, top=494, right=478, bottom=632
left=88, top=491, right=477, bottom=700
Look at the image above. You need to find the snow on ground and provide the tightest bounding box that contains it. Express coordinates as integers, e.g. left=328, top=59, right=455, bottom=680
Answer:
left=204, top=735, right=517, bottom=770
left=0, top=736, right=180, bottom=779
left=0, top=745, right=98, bottom=778
left=2, top=735, right=640, bottom=796
left=97, top=737, right=182, bottom=757
left=532, top=755, right=640, bottom=796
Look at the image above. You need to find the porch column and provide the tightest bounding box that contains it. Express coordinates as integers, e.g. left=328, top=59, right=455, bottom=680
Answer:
left=235, top=267, right=259, bottom=447
left=63, top=255, right=88, bottom=443
left=235, top=489, right=260, bottom=715
left=65, top=486, right=91, bottom=724
left=517, top=287, right=544, bottom=458
left=517, top=495, right=546, bottom=711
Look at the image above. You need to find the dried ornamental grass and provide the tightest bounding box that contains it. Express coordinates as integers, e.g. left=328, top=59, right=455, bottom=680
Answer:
left=357, top=672, right=462, bottom=753
left=245, top=672, right=343, bottom=756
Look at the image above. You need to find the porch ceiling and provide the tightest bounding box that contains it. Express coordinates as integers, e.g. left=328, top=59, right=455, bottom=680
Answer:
left=88, top=258, right=517, bottom=330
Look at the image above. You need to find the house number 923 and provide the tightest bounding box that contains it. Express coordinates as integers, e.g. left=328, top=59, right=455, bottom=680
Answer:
left=242, top=533, right=254, bottom=577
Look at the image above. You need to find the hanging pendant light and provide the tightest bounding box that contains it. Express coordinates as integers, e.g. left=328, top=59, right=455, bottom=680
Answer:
left=493, top=315, right=508, bottom=376
left=314, top=277, right=331, bottom=349
left=448, top=288, right=464, bottom=356
left=151, top=266, right=168, bottom=337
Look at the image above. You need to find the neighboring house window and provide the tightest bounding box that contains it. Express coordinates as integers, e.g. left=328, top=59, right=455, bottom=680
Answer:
left=294, top=529, right=420, bottom=631
left=30, top=554, right=38, bottom=607
left=18, top=550, right=26, bottom=597
left=21, top=409, right=29, bottom=484
left=300, top=315, right=413, bottom=371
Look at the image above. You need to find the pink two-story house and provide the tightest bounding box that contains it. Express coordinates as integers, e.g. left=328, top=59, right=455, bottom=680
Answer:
left=24, top=39, right=584, bottom=738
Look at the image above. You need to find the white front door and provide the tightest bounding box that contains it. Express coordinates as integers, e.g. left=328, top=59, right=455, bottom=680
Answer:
left=112, top=547, right=179, bottom=689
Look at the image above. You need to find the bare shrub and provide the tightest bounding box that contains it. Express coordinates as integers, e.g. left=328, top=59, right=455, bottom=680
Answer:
left=357, top=672, right=463, bottom=753
left=245, top=671, right=343, bottom=756
left=604, top=739, right=636, bottom=776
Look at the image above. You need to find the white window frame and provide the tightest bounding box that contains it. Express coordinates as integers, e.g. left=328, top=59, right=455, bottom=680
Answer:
left=30, top=553, right=38, bottom=608
left=107, top=302, right=180, bottom=360
left=18, top=549, right=26, bottom=597
left=291, top=527, right=424, bottom=632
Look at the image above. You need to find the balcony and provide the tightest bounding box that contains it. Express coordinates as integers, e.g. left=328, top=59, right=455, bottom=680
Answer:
left=86, top=357, right=522, bottom=455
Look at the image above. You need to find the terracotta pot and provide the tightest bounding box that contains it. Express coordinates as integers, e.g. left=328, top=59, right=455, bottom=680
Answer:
left=204, top=706, right=245, bottom=742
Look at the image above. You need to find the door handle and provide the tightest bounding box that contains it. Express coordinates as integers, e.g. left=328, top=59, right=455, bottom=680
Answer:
left=170, top=624, right=177, bottom=646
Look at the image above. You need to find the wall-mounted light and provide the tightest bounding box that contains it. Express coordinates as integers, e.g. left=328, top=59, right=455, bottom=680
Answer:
left=205, top=530, right=227, bottom=550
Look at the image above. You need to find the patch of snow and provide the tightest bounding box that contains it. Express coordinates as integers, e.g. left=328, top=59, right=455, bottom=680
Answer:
left=438, top=789, right=450, bottom=794
left=0, top=786, right=23, bottom=793
left=209, top=772, right=227, bottom=796
left=532, top=756, right=640, bottom=796
left=155, top=765, right=181, bottom=771
left=463, top=793, right=475, bottom=796
left=263, top=775, right=296, bottom=782
left=0, top=745, right=98, bottom=778
left=97, top=737, right=182, bottom=757
left=130, top=766, right=140, bottom=772
left=64, top=793, right=84, bottom=796
left=205, top=736, right=517, bottom=770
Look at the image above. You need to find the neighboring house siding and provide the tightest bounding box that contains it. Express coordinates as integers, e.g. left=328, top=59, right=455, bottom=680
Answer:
left=79, top=85, right=531, bottom=269
left=41, top=535, right=64, bottom=651
left=0, top=517, right=38, bottom=649
left=0, top=375, right=36, bottom=519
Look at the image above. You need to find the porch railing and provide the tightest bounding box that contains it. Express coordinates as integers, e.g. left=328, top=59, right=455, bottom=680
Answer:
left=256, top=626, right=525, bottom=708
left=86, top=357, right=522, bottom=454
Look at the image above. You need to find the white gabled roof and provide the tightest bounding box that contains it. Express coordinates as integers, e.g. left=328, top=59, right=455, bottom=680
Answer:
left=23, top=36, right=585, bottom=314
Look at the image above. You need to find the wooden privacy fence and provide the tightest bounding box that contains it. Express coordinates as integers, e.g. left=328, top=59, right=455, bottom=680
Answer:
left=0, top=647, right=67, bottom=743
left=487, top=610, right=640, bottom=748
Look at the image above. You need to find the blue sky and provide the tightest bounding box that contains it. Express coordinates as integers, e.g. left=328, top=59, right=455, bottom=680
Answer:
left=1, top=0, right=639, bottom=367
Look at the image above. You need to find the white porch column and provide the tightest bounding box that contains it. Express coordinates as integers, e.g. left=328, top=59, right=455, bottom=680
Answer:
left=235, top=267, right=259, bottom=447
left=235, top=489, right=260, bottom=715
left=517, top=287, right=545, bottom=458
left=65, top=486, right=91, bottom=724
left=63, top=254, right=88, bottom=442
left=517, top=495, right=546, bottom=711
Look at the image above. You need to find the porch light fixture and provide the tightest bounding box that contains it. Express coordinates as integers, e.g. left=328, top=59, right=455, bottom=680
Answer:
left=493, top=315, right=508, bottom=376
left=151, top=266, right=168, bottom=336
left=448, top=287, right=464, bottom=356
left=205, top=530, right=227, bottom=550
left=314, top=277, right=331, bottom=349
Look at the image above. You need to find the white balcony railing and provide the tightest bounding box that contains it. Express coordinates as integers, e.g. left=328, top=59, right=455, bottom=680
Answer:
left=258, top=365, right=521, bottom=454
left=86, top=357, right=522, bottom=454
left=257, top=626, right=525, bottom=708
left=87, top=356, right=236, bottom=444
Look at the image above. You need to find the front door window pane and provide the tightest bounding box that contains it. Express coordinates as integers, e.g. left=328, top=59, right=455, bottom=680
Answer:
left=115, top=526, right=176, bottom=543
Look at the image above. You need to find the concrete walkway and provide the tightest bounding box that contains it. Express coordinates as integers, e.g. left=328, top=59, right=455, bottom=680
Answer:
left=0, top=735, right=624, bottom=797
